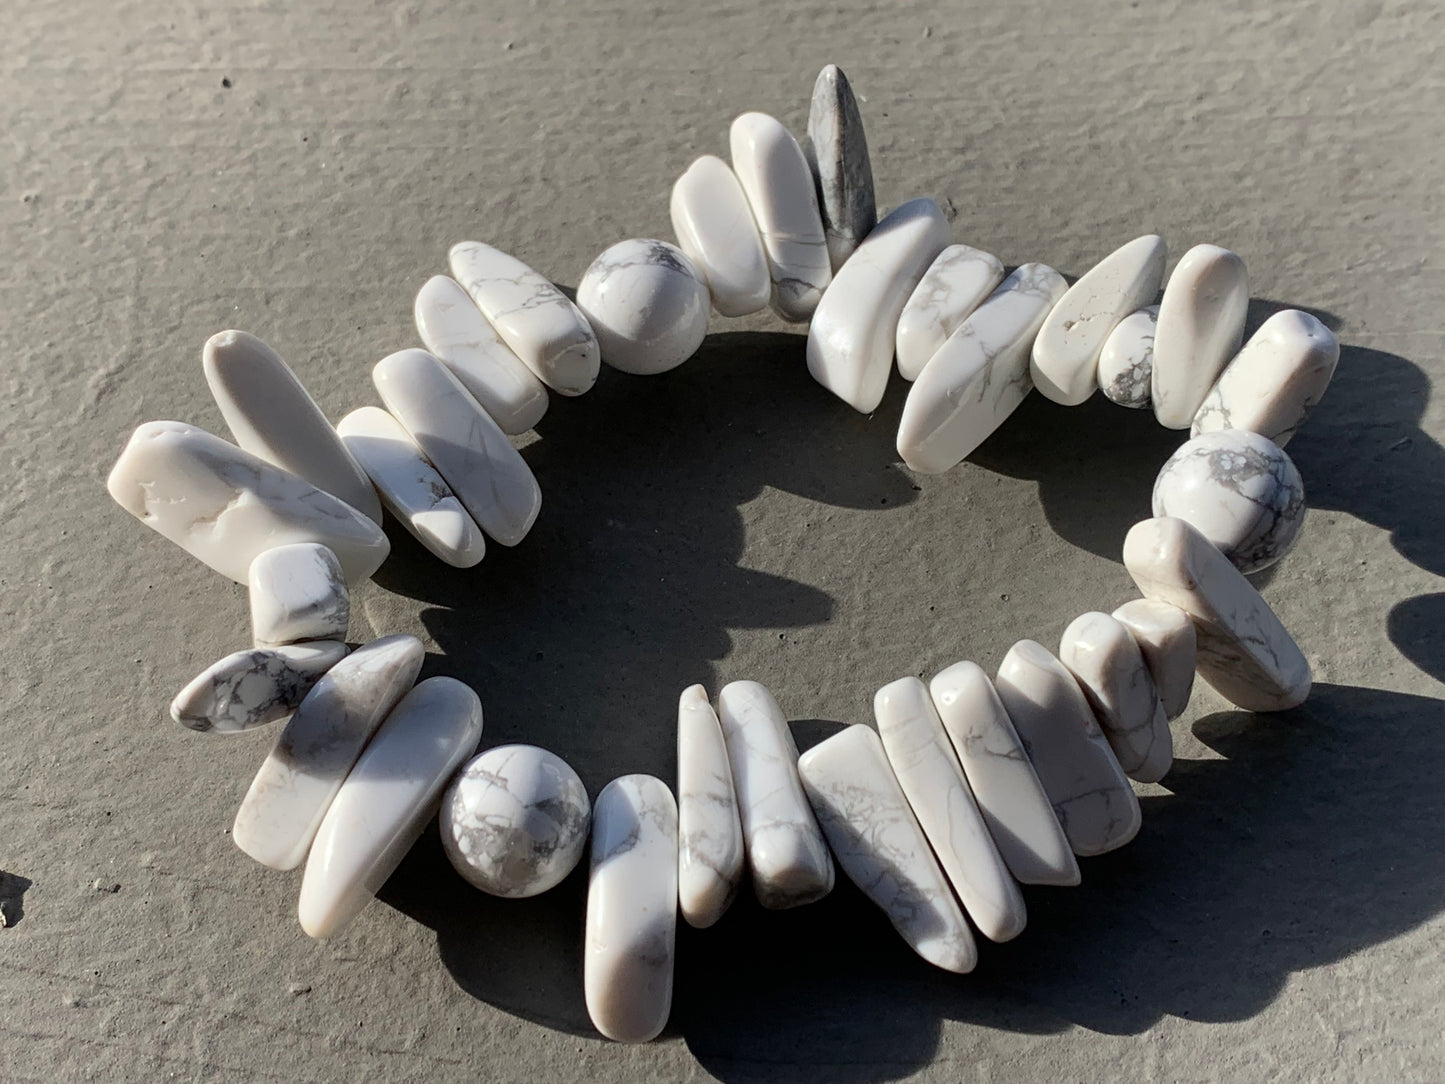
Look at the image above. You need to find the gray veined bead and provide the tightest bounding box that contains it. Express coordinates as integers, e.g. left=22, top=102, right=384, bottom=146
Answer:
left=804, top=64, right=877, bottom=271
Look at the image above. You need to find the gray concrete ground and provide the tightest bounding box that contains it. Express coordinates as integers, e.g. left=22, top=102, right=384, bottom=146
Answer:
left=3, top=1, right=1443, bottom=1080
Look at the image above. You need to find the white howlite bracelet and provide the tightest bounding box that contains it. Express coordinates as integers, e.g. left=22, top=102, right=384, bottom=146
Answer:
left=103, top=63, right=1337, bottom=1044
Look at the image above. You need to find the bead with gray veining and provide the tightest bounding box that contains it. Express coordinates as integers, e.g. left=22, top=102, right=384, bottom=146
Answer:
left=1151, top=244, right=1249, bottom=429
left=799, top=724, right=978, bottom=973
left=585, top=774, right=678, bottom=1043
left=576, top=239, right=710, bottom=376
left=676, top=684, right=744, bottom=929
left=440, top=744, right=591, bottom=898
left=1191, top=308, right=1340, bottom=448
left=1097, top=305, right=1158, bottom=408
left=1112, top=598, right=1197, bottom=720
left=895, top=244, right=1006, bottom=382
left=248, top=543, right=349, bottom=648
left=804, top=64, right=876, bottom=271
left=1152, top=429, right=1305, bottom=574
left=170, top=641, right=348, bottom=734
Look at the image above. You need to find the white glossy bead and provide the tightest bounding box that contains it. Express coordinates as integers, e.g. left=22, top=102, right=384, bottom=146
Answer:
left=298, top=676, right=483, bottom=939
left=576, top=239, right=710, bottom=376
left=1031, top=234, right=1166, bottom=406
left=170, top=641, right=349, bottom=734
left=585, top=774, right=678, bottom=1044
left=729, top=112, right=832, bottom=322
left=107, top=422, right=391, bottom=585
left=1097, top=305, right=1158, bottom=408
left=336, top=406, right=486, bottom=569
left=1192, top=308, right=1340, bottom=448
left=248, top=543, right=349, bottom=648
left=1124, top=516, right=1311, bottom=711
left=413, top=274, right=549, bottom=436
left=804, top=64, right=876, bottom=271
left=676, top=684, right=744, bottom=929
left=1152, top=429, right=1305, bottom=574
left=1151, top=244, right=1248, bottom=428
left=1111, top=599, right=1197, bottom=720
left=669, top=155, right=771, bottom=317
left=806, top=197, right=950, bottom=414
left=203, top=331, right=382, bottom=523
left=440, top=745, right=590, bottom=898
left=895, top=244, right=1006, bottom=382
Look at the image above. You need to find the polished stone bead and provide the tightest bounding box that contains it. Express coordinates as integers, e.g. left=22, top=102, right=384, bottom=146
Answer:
left=576, top=239, right=710, bottom=375
left=676, top=684, right=744, bottom=929
left=803, top=64, right=876, bottom=271
left=895, top=244, right=1005, bottom=382
left=248, top=543, right=349, bottom=648
left=1151, top=244, right=1248, bottom=429
left=1097, top=305, right=1158, bottom=408
left=170, top=641, right=348, bottom=734
left=670, top=155, right=771, bottom=317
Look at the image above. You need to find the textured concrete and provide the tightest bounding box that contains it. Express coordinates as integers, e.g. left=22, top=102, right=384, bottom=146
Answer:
left=3, top=1, right=1443, bottom=1080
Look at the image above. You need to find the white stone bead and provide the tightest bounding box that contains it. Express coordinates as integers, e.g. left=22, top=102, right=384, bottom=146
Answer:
left=995, top=641, right=1141, bottom=857
left=1112, top=599, right=1196, bottom=720
left=669, top=155, right=771, bottom=318
left=585, top=774, right=678, bottom=1044
left=371, top=349, right=541, bottom=548
left=804, top=64, right=876, bottom=272
left=170, top=641, right=348, bottom=734
left=929, top=662, right=1078, bottom=886
left=1097, top=305, right=1158, bottom=408
left=1058, top=613, right=1173, bottom=784
left=232, top=634, right=424, bottom=870
left=576, top=239, right=710, bottom=376
left=1151, top=244, right=1248, bottom=428
left=248, top=543, right=349, bottom=648
left=874, top=677, right=1026, bottom=943
left=676, top=684, right=744, bottom=929
left=336, top=406, right=487, bottom=569
left=107, top=422, right=391, bottom=585
left=448, top=241, right=600, bottom=396
left=897, top=263, right=1067, bottom=474
left=716, top=680, right=834, bottom=909
left=798, top=724, right=977, bottom=973
left=1031, top=235, right=1166, bottom=406
left=806, top=198, right=950, bottom=414
left=440, top=744, right=590, bottom=899
left=729, top=112, right=832, bottom=322
left=1124, top=516, right=1311, bottom=711
left=298, top=676, right=483, bottom=939
left=202, top=331, right=382, bottom=523
left=1152, top=429, right=1305, bottom=574
left=413, top=274, right=549, bottom=436
left=895, top=244, right=1006, bottom=382
left=1192, top=308, right=1340, bottom=448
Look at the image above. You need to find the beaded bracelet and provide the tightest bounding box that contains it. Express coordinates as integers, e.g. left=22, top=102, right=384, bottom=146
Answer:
left=103, top=64, right=1338, bottom=1044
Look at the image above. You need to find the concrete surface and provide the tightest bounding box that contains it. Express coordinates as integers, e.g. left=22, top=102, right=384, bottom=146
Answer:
left=3, top=1, right=1443, bottom=1080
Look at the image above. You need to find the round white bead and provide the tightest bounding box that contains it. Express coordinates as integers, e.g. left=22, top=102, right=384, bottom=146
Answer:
left=1151, top=429, right=1305, bottom=574
left=439, top=744, right=591, bottom=898
left=576, top=239, right=709, bottom=375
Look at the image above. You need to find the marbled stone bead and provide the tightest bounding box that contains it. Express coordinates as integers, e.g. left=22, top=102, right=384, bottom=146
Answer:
left=896, top=263, right=1068, bottom=474
left=716, top=680, right=834, bottom=909
left=669, top=155, right=771, bottom=317
left=730, top=111, right=832, bottom=322
left=1058, top=612, right=1172, bottom=784
left=676, top=684, right=744, bottom=929
left=413, top=274, right=550, bottom=436
left=1112, top=598, right=1197, bottom=720
left=1124, top=516, right=1311, bottom=711
left=298, top=676, right=483, bottom=939
left=170, top=641, right=348, bottom=734
left=1031, top=235, right=1166, bottom=407
left=232, top=634, right=424, bottom=870
left=929, top=661, right=1078, bottom=886
left=1151, top=244, right=1248, bottom=429
left=1191, top=308, right=1340, bottom=448
left=585, top=774, right=678, bottom=1044
left=874, top=676, right=1026, bottom=943
left=803, top=64, right=876, bottom=271
left=1152, top=429, right=1305, bottom=574
left=337, top=406, right=487, bottom=569
left=448, top=241, right=600, bottom=397
left=440, top=745, right=590, bottom=898
left=107, top=421, right=391, bottom=585
left=1097, top=305, right=1158, bottom=408
left=372, top=349, right=541, bottom=548
left=895, top=244, right=1005, bottom=382
left=995, top=641, right=1141, bottom=857
left=248, top=543, right=349, bottom=648
left=576, top=239, right=710, bottom=376
left=203, top=330, right=383, bottom=524
left=799, top=724, right=977, bottom=973
left=805, top=197, right=949, bottom=413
